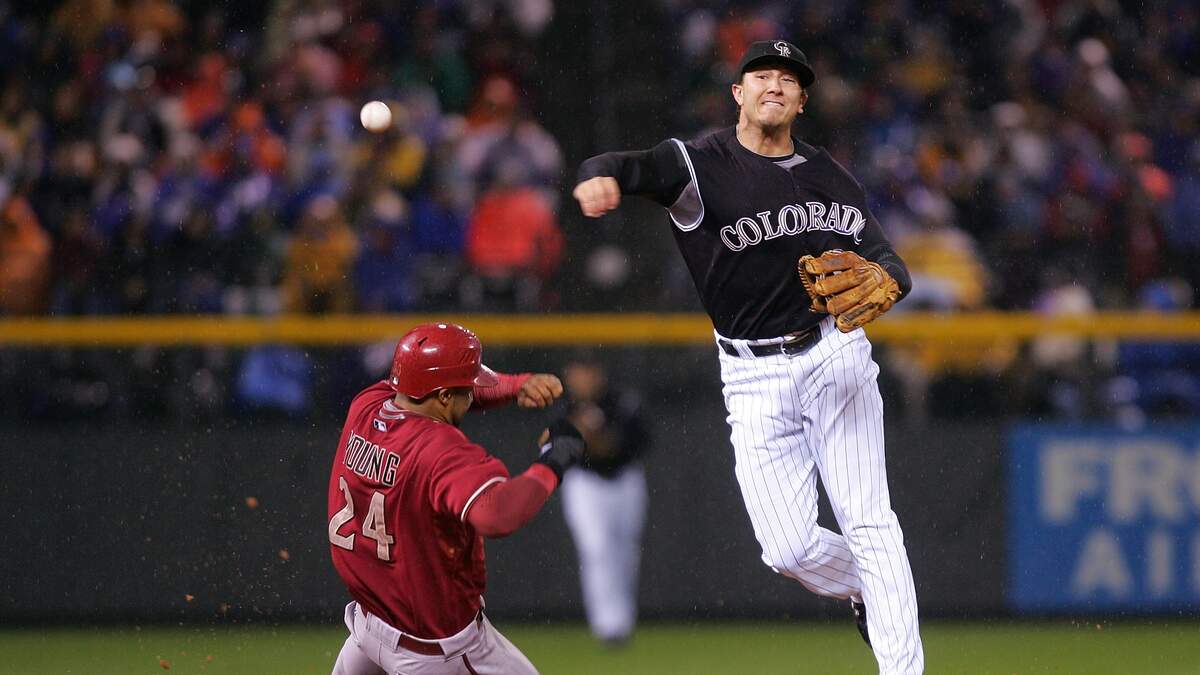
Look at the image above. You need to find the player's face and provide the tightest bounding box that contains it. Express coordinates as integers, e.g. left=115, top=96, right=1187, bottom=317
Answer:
left=733, top=67, right=807, bottom=130
left=443, top=387, right=474, bottom=426
left=564, top=362, right=606, bottom=402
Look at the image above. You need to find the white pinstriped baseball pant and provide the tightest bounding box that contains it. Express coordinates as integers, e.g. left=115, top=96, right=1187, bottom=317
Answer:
left=562, top=464, right=647, bottom=641
left=717, top=316, right=923, bottom=675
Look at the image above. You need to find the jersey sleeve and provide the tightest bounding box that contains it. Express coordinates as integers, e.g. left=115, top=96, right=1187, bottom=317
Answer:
left=576, top=140, right=691, bottom=208
left=855, top=204, right=912, bottom=299
left=429, top=439, right=511, bottom=522
left=464, top=464, right=558, bottom=538
left=823, top=152, right=913, bottom=299
left=471, top=372, right=531, bottom=411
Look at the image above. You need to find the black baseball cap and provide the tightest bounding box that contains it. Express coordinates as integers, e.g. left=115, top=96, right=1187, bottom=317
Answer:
left=737, top=40, right=815, bottom=87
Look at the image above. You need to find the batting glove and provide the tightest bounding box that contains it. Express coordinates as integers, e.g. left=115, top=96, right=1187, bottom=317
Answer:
left=536, top=419, right=587, bottom=481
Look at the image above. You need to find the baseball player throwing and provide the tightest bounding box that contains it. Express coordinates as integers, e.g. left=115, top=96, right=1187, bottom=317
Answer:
left=573, top=40, right=923, bottom=673
left=327, top=322, right=584, bottom=674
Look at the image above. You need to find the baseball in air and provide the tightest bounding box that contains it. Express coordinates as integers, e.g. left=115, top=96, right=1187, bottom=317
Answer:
left=360, top=101, right=392, bottom=132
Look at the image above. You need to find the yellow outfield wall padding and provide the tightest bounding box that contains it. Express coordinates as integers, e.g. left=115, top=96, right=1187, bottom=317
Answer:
left=0, top=312, right=1198, bottom=346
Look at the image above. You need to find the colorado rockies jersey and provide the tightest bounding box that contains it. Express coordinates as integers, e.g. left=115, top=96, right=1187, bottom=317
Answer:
left=578, top=126, right=911, bottom=339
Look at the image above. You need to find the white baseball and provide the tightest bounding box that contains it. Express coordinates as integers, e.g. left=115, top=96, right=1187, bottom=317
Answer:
left=360, top=101, right=392, bottom=132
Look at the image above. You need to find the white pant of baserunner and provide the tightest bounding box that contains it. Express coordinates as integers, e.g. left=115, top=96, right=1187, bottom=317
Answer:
left=562, top=464, right=646, bottom=642
left=331, top=602, right=537, bottom=675
left=716, top=316, right=924, bottom=675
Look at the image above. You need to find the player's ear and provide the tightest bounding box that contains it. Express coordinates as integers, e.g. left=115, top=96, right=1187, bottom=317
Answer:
left=731, top=82, right=743, bottom=107
left=799, top=88, right=809, bottom=108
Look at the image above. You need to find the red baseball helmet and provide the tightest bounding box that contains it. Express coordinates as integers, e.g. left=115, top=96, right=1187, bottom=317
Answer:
left=389, top=323, right=499, bottom=398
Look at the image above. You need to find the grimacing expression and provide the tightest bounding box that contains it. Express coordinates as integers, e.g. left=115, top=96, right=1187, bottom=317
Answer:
left=734, top=66, right=807, bottom=129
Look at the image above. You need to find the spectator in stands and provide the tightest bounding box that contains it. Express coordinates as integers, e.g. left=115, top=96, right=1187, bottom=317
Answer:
left=281, top=195, right=359, bottom=314
left=204, top=108, right=287, bottom=237
left=1023, top=267, right=1106, bottom=420
left=0, top=78, right=45, bottom=189
left=222, top=208, right=282, bottom=316
left=893, top=188, right=988, bottom=312
left=0, top=189, right=52, bottom=315
left=407, top=185, right=467, bottom=309
left=1167, top=141, right=1200, bottom=299
left=395, top=7, right=472, bottom=114
left=1109, top=132, right=1172, bottom=296
left=350, top=102, right=427, bottom=197
left=182, top=52, right=233, bottom=133
left=123, top=0, right=186, bottom=43
left=150, top=137, right=213, bottom=244
left=287, top=97, right=353, bottom=197
left=461, top=157, right=562, bottom=311
left=886, top=188, right=1015, bottom=421
left=50, top=206, right=105, bottom=314
left=353, top=190, right=411, bottom=312
left=457, top=75, right=563, bottom=203
left=164, top=210, right=223, bottom=314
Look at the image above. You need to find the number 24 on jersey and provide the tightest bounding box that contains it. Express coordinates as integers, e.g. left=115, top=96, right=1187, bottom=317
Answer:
left=328, top=475, right=394, bottom=561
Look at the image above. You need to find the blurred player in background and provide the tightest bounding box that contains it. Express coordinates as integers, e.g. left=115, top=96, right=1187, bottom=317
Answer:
left=560, top=358, right=650, bottom=646
left=327, top=322, right=585, bottom=675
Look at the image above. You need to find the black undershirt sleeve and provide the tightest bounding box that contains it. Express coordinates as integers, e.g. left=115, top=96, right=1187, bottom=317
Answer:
left=856, top=207, right=912, bottom=299
left=576, top=140, right=690, bottom=207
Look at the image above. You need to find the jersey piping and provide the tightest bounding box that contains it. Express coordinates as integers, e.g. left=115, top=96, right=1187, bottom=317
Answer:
left=667, top=138, right=703, bottom=231
left=380, top=398, right=405, bottom=420
left=460, top=476, right=506, bottom=522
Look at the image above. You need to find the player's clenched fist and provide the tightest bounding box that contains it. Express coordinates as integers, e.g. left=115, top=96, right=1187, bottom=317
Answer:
left=573, top=176, right=621, bottom=217
left=517, top=373, right=563, bottom=408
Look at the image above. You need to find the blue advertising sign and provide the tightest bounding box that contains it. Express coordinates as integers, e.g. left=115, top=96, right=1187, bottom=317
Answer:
left=1008, top=425, right=1200, bottom=612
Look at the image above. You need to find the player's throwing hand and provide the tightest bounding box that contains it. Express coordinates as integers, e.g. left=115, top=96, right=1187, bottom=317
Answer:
left=517, top=374, right=564, bottom=408
left=573, top=176, right=621, bottom=217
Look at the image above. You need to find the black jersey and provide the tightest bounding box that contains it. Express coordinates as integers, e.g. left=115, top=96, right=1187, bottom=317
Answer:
left=578, top=126, right=911, bottom=340
left=569, top=389, right=649, bottom=479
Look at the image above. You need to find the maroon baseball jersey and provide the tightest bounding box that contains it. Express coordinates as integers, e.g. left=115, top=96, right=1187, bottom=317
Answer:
left=328, top=381, right=509, bottom=638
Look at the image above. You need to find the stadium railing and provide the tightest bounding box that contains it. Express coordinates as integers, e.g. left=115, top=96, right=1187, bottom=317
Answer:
left=1, top=311, right=1198, bottom=346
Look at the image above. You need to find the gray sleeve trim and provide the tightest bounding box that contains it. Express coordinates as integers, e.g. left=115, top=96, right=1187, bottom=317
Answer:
left=667, top=139, right=703, bottom=232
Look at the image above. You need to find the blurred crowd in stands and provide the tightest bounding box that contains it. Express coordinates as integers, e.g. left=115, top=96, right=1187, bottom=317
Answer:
left=668, top=0, right=1200, bottom=312
left=0, top=0, right=562, bottom=319
left=664, top=0, right=1200, bottom=422
left=0, top=0, right=1197, bottom=422
left=0, top=0, right=566, bottom=420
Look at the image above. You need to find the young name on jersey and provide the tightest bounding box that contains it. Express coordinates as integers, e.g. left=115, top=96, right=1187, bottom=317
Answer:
left=344, top=431, right=401, bottom=487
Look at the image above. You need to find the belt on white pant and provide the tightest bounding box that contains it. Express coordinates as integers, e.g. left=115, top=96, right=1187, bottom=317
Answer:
left=356, top=603, right=484, bottom=657
left=715, top=323, right=823, bottom=358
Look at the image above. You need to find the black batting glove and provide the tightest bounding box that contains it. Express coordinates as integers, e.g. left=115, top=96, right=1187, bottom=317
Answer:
left=535, top=419, right=587, bottom=482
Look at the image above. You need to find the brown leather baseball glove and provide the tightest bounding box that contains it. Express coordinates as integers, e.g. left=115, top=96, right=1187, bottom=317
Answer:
left=797, top=250, right=900, bottom=333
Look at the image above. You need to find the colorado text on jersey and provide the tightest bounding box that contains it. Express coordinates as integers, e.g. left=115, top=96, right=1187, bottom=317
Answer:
left=718, top=201, right=866, bottom=251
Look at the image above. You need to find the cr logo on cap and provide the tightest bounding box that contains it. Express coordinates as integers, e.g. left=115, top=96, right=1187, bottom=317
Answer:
left=774, top=41, right=791, bottom=57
